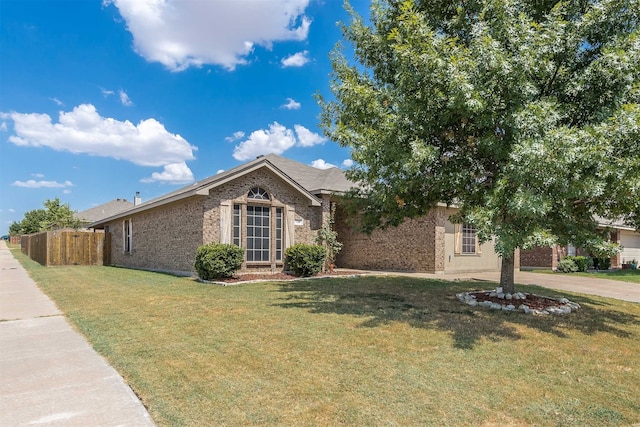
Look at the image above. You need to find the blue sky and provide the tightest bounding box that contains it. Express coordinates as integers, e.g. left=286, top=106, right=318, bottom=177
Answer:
left=0, top=0, right=369, bottom=233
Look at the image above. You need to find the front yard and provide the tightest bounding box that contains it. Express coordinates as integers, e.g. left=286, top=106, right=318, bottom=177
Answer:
left=13, top=249, right=640, bottom=426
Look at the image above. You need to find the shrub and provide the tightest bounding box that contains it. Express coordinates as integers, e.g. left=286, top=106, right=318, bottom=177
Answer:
left=285, top=244, right=326, bottom=277
left=564, top=256, right=589, bottom=272
left=593, top=257, right=611, bottom=270
left=556, top=258, right=578, bottom=273
left=194, top=243, right=244, bottom=280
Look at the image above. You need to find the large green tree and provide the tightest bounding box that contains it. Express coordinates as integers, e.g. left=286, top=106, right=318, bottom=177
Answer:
left=319, top=0, right=640, bottom=292
left=9, top=198, right=80, bottom=235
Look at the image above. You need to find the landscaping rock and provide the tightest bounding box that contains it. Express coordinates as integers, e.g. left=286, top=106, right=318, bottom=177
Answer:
left=456, top=290, right=580, bottom=316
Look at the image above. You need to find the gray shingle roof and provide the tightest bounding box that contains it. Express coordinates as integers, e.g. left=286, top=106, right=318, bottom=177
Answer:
left=75, top=199, right=134, bottom=223
left=263, top=154, right=356, bottom=194
left=89, top=154, right=356, bottom=228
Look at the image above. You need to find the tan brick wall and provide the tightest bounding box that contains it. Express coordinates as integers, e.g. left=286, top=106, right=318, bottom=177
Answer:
left=106, top=169, right=322, bottom=275
left=335, top=207, right=439, bottom=272
left=203, top=169, right=321, bottom=272
left=336, top=206, right=504, bottom=273
left=107, top=198, right=205, bottom=274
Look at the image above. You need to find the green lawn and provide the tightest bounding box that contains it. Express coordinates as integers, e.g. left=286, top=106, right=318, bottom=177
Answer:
left=13, top=248, right=640, bottom=426
left=529, top=268, right=640, bottom=284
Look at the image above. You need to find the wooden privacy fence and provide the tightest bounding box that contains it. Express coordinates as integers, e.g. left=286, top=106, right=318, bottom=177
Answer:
left=21, top=230, right=111, bottom=267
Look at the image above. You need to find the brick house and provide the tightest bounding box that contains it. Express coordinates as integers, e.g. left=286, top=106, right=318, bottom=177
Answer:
left=520, top=218, right=640, bottom=270
left=91, top=154, right=508, bottom=276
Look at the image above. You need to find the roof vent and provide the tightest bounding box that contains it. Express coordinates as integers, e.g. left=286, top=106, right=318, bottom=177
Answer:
left=256, top=154, right=264, bottom=159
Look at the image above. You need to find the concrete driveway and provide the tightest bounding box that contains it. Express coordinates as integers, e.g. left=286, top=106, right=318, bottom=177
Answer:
left=363, top=269, right=640, bottom=303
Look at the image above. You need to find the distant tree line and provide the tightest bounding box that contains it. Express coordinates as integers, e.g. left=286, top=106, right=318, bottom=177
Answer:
left=9, top=198, right=81, bottom=235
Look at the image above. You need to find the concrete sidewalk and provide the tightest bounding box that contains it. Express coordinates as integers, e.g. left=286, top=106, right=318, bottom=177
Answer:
left=0, top=241, right=155, bottom=426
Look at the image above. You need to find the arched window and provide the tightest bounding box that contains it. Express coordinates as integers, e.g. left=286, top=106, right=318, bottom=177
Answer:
left=247, top=187, right=270, bottom=200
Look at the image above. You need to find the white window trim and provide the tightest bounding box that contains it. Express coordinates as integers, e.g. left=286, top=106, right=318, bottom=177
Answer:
left=124, top=218, right=132, bottom=254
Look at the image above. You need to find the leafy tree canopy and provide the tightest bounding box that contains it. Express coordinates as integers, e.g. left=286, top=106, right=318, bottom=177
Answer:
left=9, top=198, right=81, bottom=235
left=319, top=0, right=640, bottom=291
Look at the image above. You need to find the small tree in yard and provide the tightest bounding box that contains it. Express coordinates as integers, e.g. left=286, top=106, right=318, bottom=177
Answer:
left=319, top=0, right=640, bottom=293
left=315, top=210, right=343, bottom=271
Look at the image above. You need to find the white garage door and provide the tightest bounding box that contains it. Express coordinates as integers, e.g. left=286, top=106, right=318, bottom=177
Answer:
left=620, top=231, right=640, bottom=263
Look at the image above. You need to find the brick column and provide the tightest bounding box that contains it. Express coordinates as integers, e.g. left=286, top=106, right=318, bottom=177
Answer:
left=433, top=208, right=447, bottom=273
left=612, top=230, right=622, bottom=269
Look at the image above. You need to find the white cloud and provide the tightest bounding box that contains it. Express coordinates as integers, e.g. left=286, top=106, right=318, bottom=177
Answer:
left=119, top=90, right=133, bottom=106
left=9, top=209, right=16, bottom=213
left=101, top=87, right=115, bottom=97
left=106, top=0, right=312, bottom=71
left=342, top=159, right=353, bottom=168
left=12, top=179, right=73, bottom=188
left=233, top=122, right=296, bottom=161
left=49, top=97, right=64, bottom=106
left=63, top=189, right=72, bottom=194
left=294, top=124, right=325, bottom=147
left=4, top=104, right=197, bottom=167
left=281, top=50, right=310, bottom=67
left=233, top=122, right=326, bottom=160
left=0, top=122, right=7, bottom=131
left=141, top=162, right=195, bottom=184
left=32, top=173, right=45, bottom=178
left=281, top=98, right=301, bottom=110
left=310, top=159, right=336, bottom=170
left=225, top=131, right=245, bottom=142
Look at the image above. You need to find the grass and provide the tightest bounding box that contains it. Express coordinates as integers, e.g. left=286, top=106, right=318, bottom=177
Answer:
left=529, top=268, right=640, bottom=284
left=11, top=247, right=640, bottom=426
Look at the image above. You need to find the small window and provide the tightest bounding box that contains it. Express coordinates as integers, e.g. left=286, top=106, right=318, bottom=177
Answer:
left=233, top=204, right=241, bottom=247
left=275, top=207, right=283, bottom=261
left=248, top=187, right=270, bottom=200
left=461, top=223, right=476, bottom=254
left=124, top=219, right=132, bottom=254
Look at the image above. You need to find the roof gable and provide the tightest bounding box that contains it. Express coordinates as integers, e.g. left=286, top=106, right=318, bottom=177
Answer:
left=89, top=155, right=335, bottom=228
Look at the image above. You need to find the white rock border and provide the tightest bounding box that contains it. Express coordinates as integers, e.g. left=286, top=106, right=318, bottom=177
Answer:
left=456, top=288, right=581, bottom=315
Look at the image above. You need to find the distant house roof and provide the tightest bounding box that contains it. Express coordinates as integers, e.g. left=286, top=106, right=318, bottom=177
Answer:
left=76, top=199, right=134, bottom=224
left=595, top=215, right=636, bottom=231
left=89, top=154, right=357, bottom=229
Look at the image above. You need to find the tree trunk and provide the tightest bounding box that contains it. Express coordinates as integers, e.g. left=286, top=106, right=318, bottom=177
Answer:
left=500, top=250, right=516, bottom=294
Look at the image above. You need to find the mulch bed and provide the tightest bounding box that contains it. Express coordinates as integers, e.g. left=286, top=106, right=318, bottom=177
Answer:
left=214, top=270, right=358, bottom=284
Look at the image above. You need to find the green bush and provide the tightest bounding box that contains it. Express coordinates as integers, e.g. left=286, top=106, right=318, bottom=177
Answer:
left=194, top=243, right=244, bottom=280
left=593, top=257, right=611, bottom=270
left=285, top=244, right=326, bottom=277
left=564, top=256, right=589, bottom=272
left=556, top=258, right=578, bottom=273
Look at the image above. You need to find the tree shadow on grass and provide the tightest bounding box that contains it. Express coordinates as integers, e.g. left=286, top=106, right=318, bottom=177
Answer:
left=272, top=276, right=640, bottom=350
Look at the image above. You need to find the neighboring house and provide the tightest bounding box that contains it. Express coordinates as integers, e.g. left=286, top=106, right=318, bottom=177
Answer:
left=520, top=217, right=640, bottom=270
left=90, top=154, right=508, bottom=276
left=75, top=198, right=135, bottom=228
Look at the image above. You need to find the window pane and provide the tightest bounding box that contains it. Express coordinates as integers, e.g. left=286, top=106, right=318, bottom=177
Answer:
left=462, top=224, right=476, bottom=254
